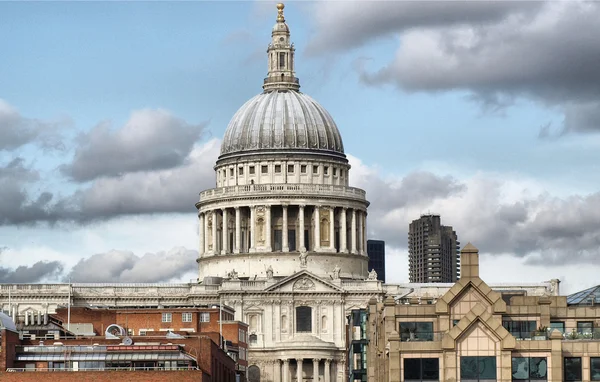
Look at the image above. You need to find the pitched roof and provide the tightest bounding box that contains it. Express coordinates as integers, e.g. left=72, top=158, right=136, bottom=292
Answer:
left=567, top=284, right=600, bottom=305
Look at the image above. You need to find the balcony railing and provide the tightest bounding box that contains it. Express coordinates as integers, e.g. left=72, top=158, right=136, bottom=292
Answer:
left=561, top=328, right=600, bottom=340
left=200, top=183, right=367, bottom=203
left=263, top=76, right=299, bottom=85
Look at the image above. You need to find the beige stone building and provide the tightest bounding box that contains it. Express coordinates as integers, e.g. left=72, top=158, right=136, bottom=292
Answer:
left=368, top=243, right=600, bottom=382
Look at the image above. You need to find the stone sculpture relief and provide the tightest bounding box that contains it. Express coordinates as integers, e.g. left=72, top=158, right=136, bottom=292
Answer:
left=332, top=265, right=341, bottom=280
left=293, top=278, right=315, bottom=291
left=299, top=252, right=308, bottom=267
left=367, top=269, right=378, bottom=281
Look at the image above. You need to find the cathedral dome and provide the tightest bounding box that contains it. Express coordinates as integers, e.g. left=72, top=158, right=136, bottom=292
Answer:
left=219, top=3, right=345, bottom=161
left=219, top=90, right=345, bottom=159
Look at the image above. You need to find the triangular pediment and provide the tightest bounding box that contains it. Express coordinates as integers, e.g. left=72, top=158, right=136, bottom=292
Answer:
left=264, top=270, right=344, bottom=293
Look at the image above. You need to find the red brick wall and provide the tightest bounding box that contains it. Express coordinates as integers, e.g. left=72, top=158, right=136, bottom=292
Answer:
left=0, top=370, right=210, bottom=382
left=1, top=330, right=20, bottom=370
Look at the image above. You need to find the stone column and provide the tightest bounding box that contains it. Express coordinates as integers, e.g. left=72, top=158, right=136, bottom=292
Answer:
left=351, top=209, right=357, bottom=254
left=314, top=206, right=321, bottom=251
left=221, top=208, right=228, bottom=255
left=204, top=212, right=210, bottom=254
left=198, top=213, right=205, bottom=256
left=274, top=359, right=282, bottom=382
left=313, top=358, right=320, bottom=381
left=324, top=359, right=331, bottom=382
left=340, top=208, right=348, bottom=253
left=357, top=210, right=363, bottom=255
left=212, top=210, right=218, bottom=255
left=299, top=205, right=306, bottom=252
left=266, top=205, right=272, bottom=252
left=296, top=358, right=303, bottom=382
left=250, top=206, right=256, bottom=252
left=234, top=207, right=241, bottom=254
left=329, top=207, right=335, bottom=251
left=363, top=211, right=368, bottom=256
left=282, top=204, right=289, bottom=252
left=283, top=359, right=290, bottom=382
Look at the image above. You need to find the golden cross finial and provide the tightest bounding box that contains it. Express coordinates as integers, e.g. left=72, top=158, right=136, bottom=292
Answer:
left=277, top=3, right=285, bottom=22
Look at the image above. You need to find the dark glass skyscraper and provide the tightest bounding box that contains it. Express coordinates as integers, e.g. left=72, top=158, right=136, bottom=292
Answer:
left=408, top=214, right=460, bottom=283
left=367, top=239, right=385, bottom=282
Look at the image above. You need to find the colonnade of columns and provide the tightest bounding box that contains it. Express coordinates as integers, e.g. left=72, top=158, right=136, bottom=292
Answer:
left=274, top=358, right=333, bottom=382
left=198, top=204, right=367, bottom=257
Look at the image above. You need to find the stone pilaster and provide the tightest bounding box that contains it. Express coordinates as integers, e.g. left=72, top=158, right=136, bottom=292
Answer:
left=221, top=208, right=228, bottom=254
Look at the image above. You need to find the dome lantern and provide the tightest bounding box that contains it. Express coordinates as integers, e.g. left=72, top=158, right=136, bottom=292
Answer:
left=263, top=3, right=300, bottom=92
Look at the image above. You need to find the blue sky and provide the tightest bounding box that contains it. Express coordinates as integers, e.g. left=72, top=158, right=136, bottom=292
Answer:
left=1, top=1, right=600, bottom=293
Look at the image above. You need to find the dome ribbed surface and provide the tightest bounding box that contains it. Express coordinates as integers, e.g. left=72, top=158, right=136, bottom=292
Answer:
left=220, top=90, right=344, bottom=157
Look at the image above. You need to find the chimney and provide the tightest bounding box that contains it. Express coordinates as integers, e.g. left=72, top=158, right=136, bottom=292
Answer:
left=460, top=243, right=479, bottom=279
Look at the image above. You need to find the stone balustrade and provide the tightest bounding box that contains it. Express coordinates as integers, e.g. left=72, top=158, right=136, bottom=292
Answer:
left=199, top=183, right=366, bottom=203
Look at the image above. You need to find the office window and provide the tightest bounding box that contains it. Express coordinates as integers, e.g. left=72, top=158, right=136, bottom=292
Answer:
left=512, top=357, right=547, bottom=381
left=549, top=321, right=565, bottom=333
left=261, top=165, right=268, bottom=174
left=287, top=164, right=294, bottom=173
left=275, top=164, right=281, bottom=173
left=399, top=322, right=433, bottom=342
left=577, top=321, right=593, bottom=334
left=238, top=167, right=244, bottom=175
left=296, top=306, right=312, bottom=332
left=591, top=357, right=600, bottom=381
left=564, top=357, right=582, bottom=381
left=139, top=329, right=148, bottom=336
left=300, top=165, right=307, bottom=173
left=249, top=166, right=255, bottom=175
left=461, top=356, right=496, bottom=381
left=200, top=312, right=210, bottom=322
left=162, top=313, right=172, bottom=323
left=502, top=320, right=536, bottom=339
left=182, top=312, right=192, bottom=323
left=404, top=358, right=439, bottom=381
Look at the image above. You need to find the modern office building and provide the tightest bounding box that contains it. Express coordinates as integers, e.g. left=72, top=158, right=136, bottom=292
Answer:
left=408, top=214, right=460, bottom=283
left=366, top=240, right=385, bottom=282
left=368, top=243, right=600, bottom=382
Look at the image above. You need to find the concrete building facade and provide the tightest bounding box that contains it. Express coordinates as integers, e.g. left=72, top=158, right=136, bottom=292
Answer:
left=408, top=214, right=460, bottom=283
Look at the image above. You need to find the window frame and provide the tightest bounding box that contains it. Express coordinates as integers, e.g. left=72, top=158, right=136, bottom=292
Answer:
left=591, top=357, right=600, bottom=381
left=460, top=356, right=497, bottom=381
left=274, top=164, right=282, bottom=173
left=296, top=306, right=312, bottom=333
left=182, top=312, right=192, bottom=323
left=161, top=312, right=172, bottom=323
left=549, top=321, right=565, bottom=334
left=287, top=164, right=294, bottom=173
left=261, top=165, right=268, bottom=174
left=199, top=312, right=210, bottom=323
left=238, top=166, right=244, bottom=175
left=399, top=321, right=434, bottom=342
left=404, top=357, right=439, bottom=381
left=300, top=164, right=307, bottom=173
left=249, top=166, right=255, bottom=175
left=577, top=321, right=593, bottom=334
left=502, top=320, right=537, bottom=339
left=564, top=357, right=582, bottom=382
left=511, top=357, right=548, bottom=381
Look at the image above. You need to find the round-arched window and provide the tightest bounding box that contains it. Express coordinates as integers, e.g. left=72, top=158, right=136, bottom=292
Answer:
left=248, top=365, right=261, bottom=382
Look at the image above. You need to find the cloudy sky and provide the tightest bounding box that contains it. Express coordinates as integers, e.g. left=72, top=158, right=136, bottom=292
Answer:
left=1, top=1, right=599, bottom=294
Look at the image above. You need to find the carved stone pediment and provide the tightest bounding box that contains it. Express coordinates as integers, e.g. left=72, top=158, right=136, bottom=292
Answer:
left=293, top=278, right=315, bottom=291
